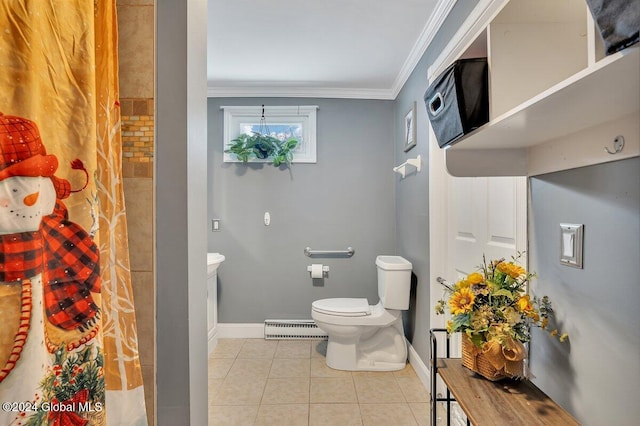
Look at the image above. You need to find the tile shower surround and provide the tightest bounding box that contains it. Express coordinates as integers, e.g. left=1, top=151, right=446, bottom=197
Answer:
left=121, top=98, right=154, bottom=165
left=209, top=339, right=431, bottom=425
left=121, top=96, right=155, bottom=424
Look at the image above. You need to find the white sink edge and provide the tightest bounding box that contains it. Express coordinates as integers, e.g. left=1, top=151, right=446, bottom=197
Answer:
left=207, top=252, right=225, bottom=265
left=207, top=253, right=225, bottom=276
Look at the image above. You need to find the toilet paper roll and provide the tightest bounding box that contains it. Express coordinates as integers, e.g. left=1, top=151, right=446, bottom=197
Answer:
left=310, top=264, right=324, bottom=279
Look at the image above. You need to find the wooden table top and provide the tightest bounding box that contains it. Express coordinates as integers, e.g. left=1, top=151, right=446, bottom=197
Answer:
left=436, top=359, right=580, bottom=426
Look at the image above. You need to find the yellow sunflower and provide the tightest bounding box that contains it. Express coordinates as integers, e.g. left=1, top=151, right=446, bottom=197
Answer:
left=449, top=287, right=475, bottom=315
left=508, top=264, right=526, bottom=278
left=467, top=272, right=484, bottom=285
left=497, top=262, right=526, bottom=279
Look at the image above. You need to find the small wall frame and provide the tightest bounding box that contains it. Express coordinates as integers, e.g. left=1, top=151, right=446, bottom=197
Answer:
left=403, top=102, right=417, bottom=152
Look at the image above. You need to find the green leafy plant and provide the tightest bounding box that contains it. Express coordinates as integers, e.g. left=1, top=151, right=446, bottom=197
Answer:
left=225, top=132, right=299, bottom=167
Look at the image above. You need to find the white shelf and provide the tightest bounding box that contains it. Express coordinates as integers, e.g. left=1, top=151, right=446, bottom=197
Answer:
left=445, top=46, right=639, bottom=177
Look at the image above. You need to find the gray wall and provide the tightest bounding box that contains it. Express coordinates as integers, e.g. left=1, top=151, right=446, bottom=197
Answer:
left=528, top=157, right=640, bottom=426
left=393, top=0, right=478, bottom=361
left=156, top=0, right=209, bottom=423
left=208, top=98, right=396, bottom=322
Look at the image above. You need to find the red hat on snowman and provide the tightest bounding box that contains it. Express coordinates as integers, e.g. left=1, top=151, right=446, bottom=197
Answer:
left=0, top=112, right=88, bottom=198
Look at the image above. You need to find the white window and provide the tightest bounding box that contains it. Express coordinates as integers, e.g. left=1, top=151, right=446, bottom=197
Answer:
left=221, top=105, right=318, bottom=163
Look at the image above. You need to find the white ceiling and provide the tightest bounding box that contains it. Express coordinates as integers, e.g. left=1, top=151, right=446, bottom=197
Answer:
left=207, top=0, right=455, bottom=99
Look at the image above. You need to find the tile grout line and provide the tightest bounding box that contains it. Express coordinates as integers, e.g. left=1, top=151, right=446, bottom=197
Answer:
left=209, top=339, right=428, bottom=425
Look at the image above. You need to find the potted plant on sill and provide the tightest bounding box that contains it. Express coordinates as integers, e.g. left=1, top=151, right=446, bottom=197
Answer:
left=225, top=132, right=298, bottom=167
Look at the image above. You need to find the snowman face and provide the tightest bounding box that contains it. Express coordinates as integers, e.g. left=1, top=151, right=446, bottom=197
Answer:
left=0, top=176, right=57, bottom=234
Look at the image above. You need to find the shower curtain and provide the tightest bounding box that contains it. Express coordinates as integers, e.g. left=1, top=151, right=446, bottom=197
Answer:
left=0, top=1, right=146, bottom=425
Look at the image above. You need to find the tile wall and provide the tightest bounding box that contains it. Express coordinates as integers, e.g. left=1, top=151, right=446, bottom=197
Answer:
left=121, top=99, right=154, bottom=164
left=117, top=0, right=155, bottom=424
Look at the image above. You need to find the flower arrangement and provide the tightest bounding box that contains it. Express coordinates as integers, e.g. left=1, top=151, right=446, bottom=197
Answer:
left=435, top=253, right=566, bottom=379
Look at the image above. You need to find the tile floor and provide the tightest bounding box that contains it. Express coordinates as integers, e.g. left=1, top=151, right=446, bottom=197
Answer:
left=208, top=339, right=431, bottom=425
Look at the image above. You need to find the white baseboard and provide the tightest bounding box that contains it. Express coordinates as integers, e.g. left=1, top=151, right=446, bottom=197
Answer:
left=208, top=327, right=218, bottom=355
left=407, top=341, right=467, bottom=426
left=217, top=323, right=264, bottom=339
left=407, top=340, right=431, bottom=392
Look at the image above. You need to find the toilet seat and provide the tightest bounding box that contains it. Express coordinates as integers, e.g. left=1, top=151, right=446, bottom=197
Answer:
left=312, top=298, right=370, bottom=317
left=312, top=300, right=400, bottom=327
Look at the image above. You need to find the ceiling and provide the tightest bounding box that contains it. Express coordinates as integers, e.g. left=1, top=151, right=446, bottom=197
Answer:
left=207, top=0, right=454, bottom=99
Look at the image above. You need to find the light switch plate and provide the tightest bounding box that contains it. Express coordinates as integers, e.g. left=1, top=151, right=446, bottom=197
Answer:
left=560, top=223, right=583, bottom=268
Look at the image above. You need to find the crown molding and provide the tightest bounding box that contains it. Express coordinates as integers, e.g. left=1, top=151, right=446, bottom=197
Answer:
left=207, top=85, right=395, bottom=100
left=390, top=0, right=458, bottom=98
left=207, top=0, right=457, bottom=100
left=428, top=0, right=506, bottom=80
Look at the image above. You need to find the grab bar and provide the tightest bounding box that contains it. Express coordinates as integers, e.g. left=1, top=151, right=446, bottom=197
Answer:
left=304, top=247, right=355, bottom=258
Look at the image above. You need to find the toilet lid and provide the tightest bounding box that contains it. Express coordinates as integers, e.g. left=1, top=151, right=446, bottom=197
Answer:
left=312, top=298, right=371, bottom=317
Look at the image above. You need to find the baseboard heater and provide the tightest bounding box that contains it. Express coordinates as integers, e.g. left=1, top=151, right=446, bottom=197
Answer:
left=264, top=319, right=328, bottom=340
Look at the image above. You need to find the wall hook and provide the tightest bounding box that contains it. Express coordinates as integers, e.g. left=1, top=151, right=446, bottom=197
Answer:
left=605, top=135, right=624, bottom=155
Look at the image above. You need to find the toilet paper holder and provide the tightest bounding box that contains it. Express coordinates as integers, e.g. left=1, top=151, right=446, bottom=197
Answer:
left=307, top=264, right=330, bottom=278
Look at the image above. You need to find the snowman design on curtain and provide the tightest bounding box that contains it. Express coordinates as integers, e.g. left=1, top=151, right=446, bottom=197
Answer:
left=0, top=113, right=103, bottom=425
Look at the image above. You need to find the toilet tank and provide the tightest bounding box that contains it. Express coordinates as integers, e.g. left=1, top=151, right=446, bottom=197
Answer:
left=376, top=256, right=412, bottom=310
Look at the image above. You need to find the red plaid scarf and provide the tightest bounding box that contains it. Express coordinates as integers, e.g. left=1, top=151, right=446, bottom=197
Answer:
left=0, top=201, right=100, bottom=331
left=0, top=231, right=43, bottom=281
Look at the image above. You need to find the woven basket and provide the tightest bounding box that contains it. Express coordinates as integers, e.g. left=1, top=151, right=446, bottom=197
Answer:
left=461, top=334, right=522, bottom=381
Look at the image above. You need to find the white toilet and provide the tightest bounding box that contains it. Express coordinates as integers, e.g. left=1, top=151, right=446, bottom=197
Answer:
left=311, top=255, right=412, bottom=371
